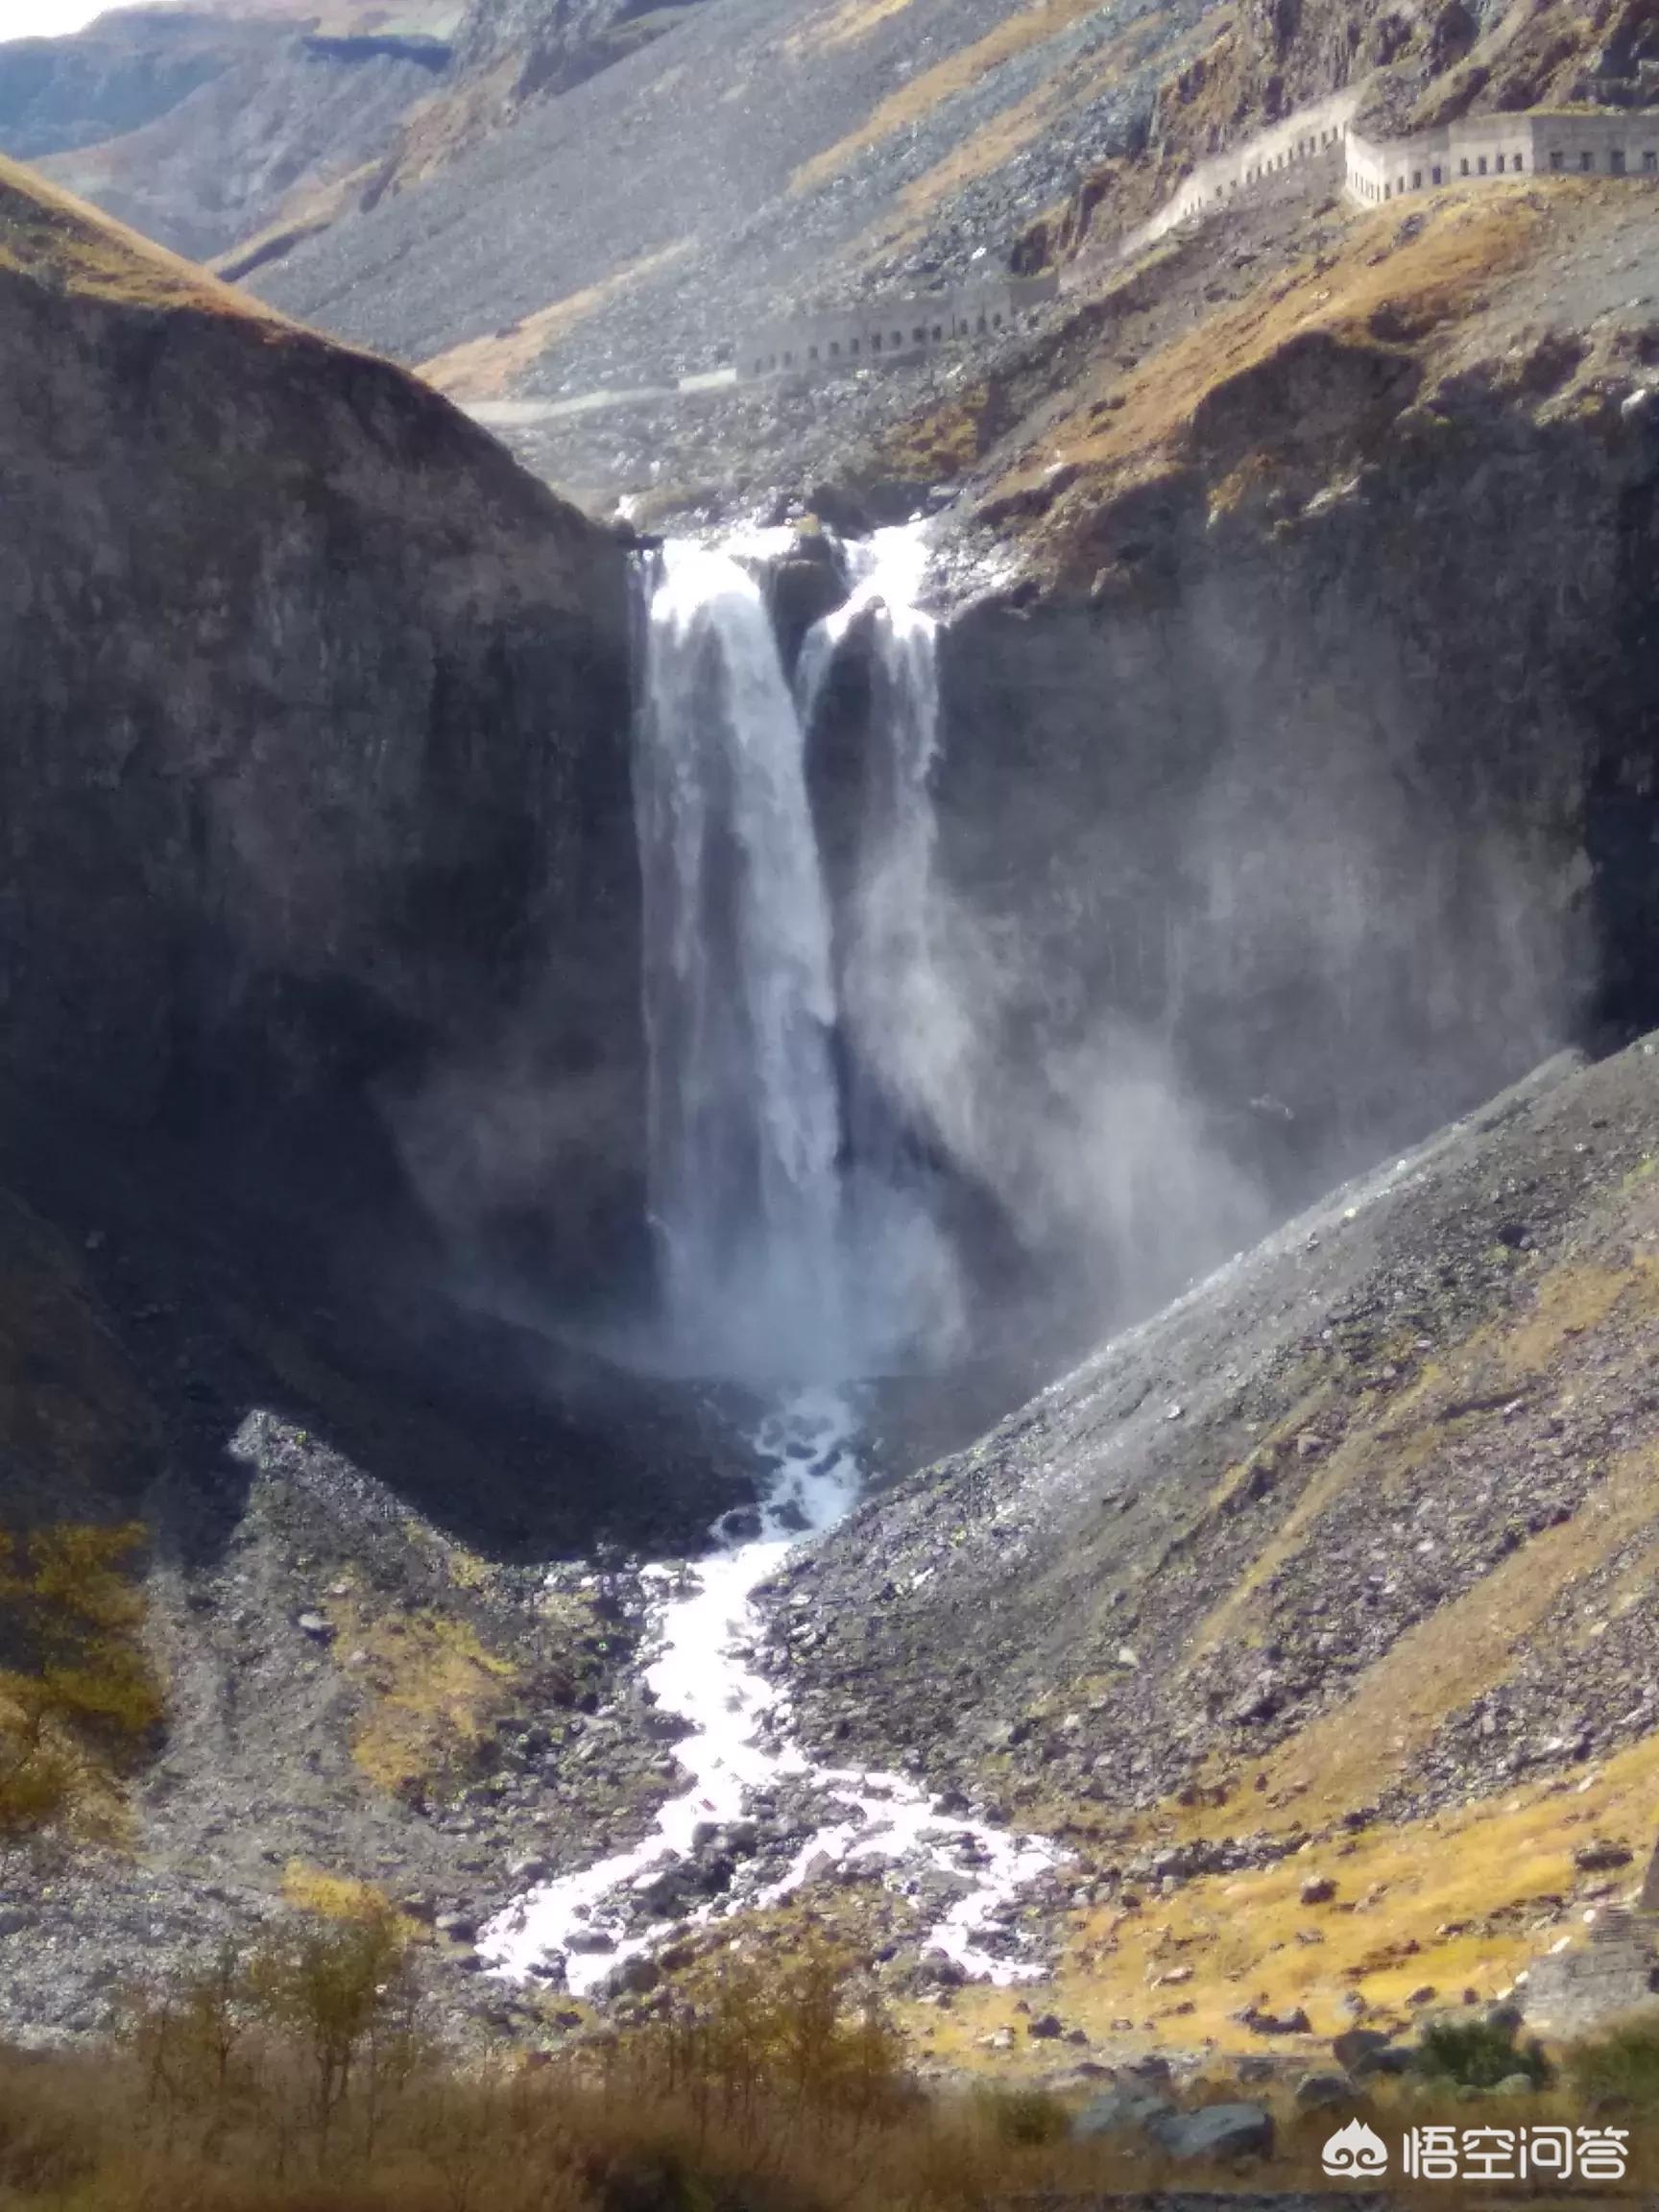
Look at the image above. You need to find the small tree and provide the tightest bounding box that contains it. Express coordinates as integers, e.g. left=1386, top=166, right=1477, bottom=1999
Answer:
left=124, top=1937, right=250, bottom=2147
left=245, top=1903, right=421, bottom=2149
left=0, top=1522, right=161, bottom=1863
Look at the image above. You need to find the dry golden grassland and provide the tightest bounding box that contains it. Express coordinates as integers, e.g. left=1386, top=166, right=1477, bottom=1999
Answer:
left=1001, top=186, right=1555, bottom=515
left=4, top=1908, right=1655, bottom=2212
left=0, top=155, right=298, bottom=325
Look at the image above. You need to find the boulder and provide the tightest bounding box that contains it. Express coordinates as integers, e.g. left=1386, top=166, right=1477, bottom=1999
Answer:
left=1574, top=1839, right=1635, bottom=1873
left=605, top=1956, right=661, bottom=1998
left=1240, top=2002, right=1312, bottom=2035
left=1070, top=2088, right=1176, bottom=2140
left=1295, top=2070, right=1356, bottom=2110
left=1494, top=2072, right=1538, bottom=2096
left=766, top=537, right=850, bottom=675
left=1333, top=2026, right=1412, bottom=2079
left=565, top=1928, right=616, bottom=1956
left=1147, top=2102, right=1275, bottom=2161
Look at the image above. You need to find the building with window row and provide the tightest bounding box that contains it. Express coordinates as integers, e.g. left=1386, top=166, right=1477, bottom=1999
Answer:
left=1346, top=110, right=1659, bottom=204
left=734, top=273, right=1058, bottom=382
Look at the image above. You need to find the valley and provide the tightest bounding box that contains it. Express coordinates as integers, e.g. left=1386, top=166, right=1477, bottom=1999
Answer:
left=5, top=0, right=1659, bottom=2201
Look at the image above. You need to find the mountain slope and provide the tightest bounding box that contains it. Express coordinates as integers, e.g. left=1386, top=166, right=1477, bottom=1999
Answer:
left=0, top=5, right=457, bottom=263
left=250, top=0, right=1224, bottom=394
left=0, top=146, right=641, bottom=1301
left=766, top=1034, right=1659, bottom=2052
left=36, top=26, right=451, bottom=261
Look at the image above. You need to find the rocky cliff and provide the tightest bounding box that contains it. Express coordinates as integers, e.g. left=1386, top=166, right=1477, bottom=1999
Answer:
left=0, top=153, right=640, bottom=1301
left=0, top=151, right=757, bottom=2051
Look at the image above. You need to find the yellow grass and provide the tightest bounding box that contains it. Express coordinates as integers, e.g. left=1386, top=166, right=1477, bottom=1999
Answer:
left=280, top=1863, right=391, bottom=1920
left=995, top=185, right=1555, bottom=518
left=916, top=1729, right=1659, bottom=2067
left=1262, top=1446, right=1659, bottom=1818
left=790, top=0, right=922, bottom=55
left=0, top=153, right=296, bottom=325
left=418, top=240, right=690, bottom=398
left=337, top=1600, right=518, bottom=1795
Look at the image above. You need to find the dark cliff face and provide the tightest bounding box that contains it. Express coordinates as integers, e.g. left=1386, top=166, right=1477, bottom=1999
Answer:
left=931, top=414, right=1614, bottom=1221
left=904, top=205, right=1659, bottom=1321
left=796, top=244, right=1659, bottom=1381
left=0, top=163, right=641, bottom=1309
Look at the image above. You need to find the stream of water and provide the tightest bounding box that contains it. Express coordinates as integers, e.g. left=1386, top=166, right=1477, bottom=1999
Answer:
left=479, top=525, right=1062, bottom=1998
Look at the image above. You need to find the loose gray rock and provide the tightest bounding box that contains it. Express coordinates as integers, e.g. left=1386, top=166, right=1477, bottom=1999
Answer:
left=1147, top=2103, right=1275, bottom=2162
left=1295, top=2070, right=1356, bottom=2110
left=1070, top=2088, right=1176, bottom=2140
left=1574, top=1839, right=1635, bottom=1872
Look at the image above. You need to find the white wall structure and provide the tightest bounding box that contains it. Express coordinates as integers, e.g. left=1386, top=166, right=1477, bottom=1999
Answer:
left=1121, top=87, right=1362, bottom=256
left=1346, top=109, right=1659, bottom=204
left=734, top=273, right=1058, bottom=382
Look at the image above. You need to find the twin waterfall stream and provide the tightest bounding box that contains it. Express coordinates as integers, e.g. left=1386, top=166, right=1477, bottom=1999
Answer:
left=481, top=529, right=1062, bottom=1998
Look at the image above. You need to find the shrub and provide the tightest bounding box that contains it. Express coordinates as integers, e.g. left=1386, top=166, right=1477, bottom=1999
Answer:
left=976, top=2085, right=1070, bottom=2146
left=0, top=1521, right=161, bottom=1857
left=1414, top=2015, right=1553, bottom=2091
left=1567, top=2016, right=1659, bottom=2116
left=603, top=1938, right=907, bottom=2138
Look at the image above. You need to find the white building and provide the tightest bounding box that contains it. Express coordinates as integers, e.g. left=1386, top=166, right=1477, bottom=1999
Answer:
left=1346, top=109, right=1659, bottom=204
left=734, top=273, right=1058, bottom=381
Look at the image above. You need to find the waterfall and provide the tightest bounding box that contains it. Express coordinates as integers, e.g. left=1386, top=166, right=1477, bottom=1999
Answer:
left=479, top=525, right=1066, bottom=2002
left=635, top=541, right=849, bottom=1380
left=635, top=523, right=965, bottom=1382
left=800, top=526, right=970, bottom=1367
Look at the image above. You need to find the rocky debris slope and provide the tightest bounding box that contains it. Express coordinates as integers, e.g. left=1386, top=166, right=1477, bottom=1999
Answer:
left=762, top=1035, right=1659, bottom=1831
left=252, top=0, right=1220, bottom=397
left=745, top=1036, right=1659, bottom=2060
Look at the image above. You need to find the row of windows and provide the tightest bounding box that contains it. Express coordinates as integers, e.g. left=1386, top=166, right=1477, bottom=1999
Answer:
left=748, top=307, right=1006, bottom=376
left=1178, top=123, right=1347, bottom=214
left=1354, top=143, right=1659, bottom=202
left=1241, top=124, right=1344, bottom=188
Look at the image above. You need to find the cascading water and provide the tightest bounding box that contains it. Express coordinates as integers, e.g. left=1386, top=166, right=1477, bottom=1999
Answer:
left=635, top=541, right=850, bottom=1381
left=479, top=524, right=1062, bottom=1999
left=799, top=526, right=972, bottom=1369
